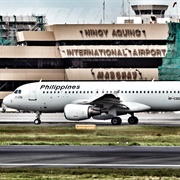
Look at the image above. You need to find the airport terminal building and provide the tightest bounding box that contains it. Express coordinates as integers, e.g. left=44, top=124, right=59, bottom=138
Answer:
left=0, top=5, right=173, bottom=102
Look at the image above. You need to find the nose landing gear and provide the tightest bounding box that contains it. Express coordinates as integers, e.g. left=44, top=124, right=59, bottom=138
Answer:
left=34, top=111, right=42, bottom=125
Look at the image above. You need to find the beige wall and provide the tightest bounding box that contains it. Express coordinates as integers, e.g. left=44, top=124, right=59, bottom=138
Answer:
left=17, top=31, right=55, bottom=42
left=0, top=46, right=60, bottom=58
left=0, top=69, right=65, bottom=80
left=0, top=68, right=158, bottom=81
left=17, top=24, right=169, bottom=42
left=46, top=24, right=168, bottom=41
left=60, top=45, right=167, bottom=58
left=0, top=45, right=166, bottom=59
left=65, top=68, right=158, bottom=81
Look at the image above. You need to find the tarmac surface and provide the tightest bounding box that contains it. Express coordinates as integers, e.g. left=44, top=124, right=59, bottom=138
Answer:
left=0, top=146, right=179, bottom=168
left=0, top=112, right=179, bottom=168
left=0, top=111, right=180, bottom=126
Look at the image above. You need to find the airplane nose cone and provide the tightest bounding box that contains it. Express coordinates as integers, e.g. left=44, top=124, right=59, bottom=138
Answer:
left=3, top=94, right=13, bottom=107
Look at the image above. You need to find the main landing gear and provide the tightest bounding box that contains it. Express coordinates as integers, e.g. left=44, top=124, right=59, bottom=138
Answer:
left=128, top=116, right=138, bottom=125
left=111, top=117, right=122, bottom=125
left=34, top=111, right=42, bottom=125
left=111, top=114, right=139, bottom=125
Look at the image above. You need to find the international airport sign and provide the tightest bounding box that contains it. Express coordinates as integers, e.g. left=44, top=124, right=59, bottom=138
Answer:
left=60, top=46, right=167, bottom=58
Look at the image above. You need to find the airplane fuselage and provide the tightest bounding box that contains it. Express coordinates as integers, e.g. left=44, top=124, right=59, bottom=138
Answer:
left=4, top=81, right=180, bottom=114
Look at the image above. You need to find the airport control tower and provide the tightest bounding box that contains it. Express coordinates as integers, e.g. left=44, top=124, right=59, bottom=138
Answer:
left=132, top=4, right=168, bottom=18
left=117, top=4, right=170, bottom=24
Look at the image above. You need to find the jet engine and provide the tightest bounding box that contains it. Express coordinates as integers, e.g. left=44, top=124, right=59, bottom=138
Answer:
left=64, top=104, right=101, bottom=120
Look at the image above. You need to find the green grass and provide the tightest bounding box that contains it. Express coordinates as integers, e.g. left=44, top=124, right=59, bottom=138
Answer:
left=0, top=168, right=180, bottom=179
left=0, top=125, right=179, bottom=146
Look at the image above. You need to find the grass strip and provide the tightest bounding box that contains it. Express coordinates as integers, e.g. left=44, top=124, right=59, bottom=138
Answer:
left=0, top=125, right=179, bottom=146
left=0, top=168, right=180, bottom=179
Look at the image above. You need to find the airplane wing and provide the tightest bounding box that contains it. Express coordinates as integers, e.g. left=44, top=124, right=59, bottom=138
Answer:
left=71, top=94, right=151, bottom=112
left=72, top=94, right=122, bottom=106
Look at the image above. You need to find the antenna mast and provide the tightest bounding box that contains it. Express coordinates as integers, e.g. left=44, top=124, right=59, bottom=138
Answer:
left=103, top=1, right=105, bottom=23
left=121, top=0, right=125, bottom=16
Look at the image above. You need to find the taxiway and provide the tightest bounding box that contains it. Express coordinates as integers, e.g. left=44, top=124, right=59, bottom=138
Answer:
left=0, top=146, right=179, bottom=168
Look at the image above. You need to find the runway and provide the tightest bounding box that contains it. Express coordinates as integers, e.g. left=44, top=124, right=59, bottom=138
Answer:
left=0, top=146, right=179, bottom=168
left=0, top=112, right=180, bottom=126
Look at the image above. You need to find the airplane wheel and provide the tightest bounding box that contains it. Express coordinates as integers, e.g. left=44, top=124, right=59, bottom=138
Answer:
left=128, top=116, right=138, bottom=125
left=34, top=119, right=41, bottom=125
left=111, top=117, right=122, bottom=125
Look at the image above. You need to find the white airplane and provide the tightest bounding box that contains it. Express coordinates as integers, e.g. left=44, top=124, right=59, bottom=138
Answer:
left=2, top=81, right=180, bottom=125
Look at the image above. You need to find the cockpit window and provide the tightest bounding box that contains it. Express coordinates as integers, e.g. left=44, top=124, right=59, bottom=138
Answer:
left=14, top=89, right=22, bottom=94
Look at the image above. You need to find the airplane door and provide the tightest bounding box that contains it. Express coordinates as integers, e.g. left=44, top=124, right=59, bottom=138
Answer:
left=29, top=85, right=37, bottom=101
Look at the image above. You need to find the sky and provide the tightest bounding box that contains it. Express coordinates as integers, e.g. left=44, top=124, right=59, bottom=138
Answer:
left=0, top=0, right=178, bottom=24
